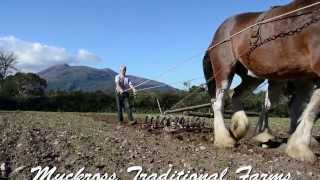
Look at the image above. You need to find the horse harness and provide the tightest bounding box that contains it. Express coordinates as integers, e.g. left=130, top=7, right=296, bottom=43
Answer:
left=247, top=7, right=320, bottom=59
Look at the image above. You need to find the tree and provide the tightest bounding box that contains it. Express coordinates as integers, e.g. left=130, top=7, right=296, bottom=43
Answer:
left=1, top=73, right=47, bottom=97
left=0, top=51, right=17, bottom=81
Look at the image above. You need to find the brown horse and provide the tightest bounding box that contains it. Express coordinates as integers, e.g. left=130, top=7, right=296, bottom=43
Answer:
left=204, top=0, right=320, bottom=162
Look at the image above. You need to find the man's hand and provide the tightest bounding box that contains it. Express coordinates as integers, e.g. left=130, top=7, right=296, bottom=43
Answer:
left=133, top=88, right=137, bottom=96
left=129, top=84, right=137, bottom=96
left=116, top=86, right=124, bottom=94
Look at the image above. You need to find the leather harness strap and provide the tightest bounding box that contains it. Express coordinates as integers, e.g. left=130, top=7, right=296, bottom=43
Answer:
left=250, top=11, right=269, bottom=47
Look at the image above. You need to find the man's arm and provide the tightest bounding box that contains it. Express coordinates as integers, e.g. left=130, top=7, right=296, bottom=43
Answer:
left=116, top=83, right=124, bottom=94
left=129, top=84, right=136, bottom=95
left=128, top=80, right=136, bottom=95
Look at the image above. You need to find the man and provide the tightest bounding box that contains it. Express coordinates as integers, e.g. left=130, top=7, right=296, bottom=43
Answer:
left=115, top=65, right=137, bottom=125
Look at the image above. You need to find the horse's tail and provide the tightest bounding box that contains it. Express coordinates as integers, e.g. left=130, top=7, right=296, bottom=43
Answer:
left=203, top=51, right=216, bottom=98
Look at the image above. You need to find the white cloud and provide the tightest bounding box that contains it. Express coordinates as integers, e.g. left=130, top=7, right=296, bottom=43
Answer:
left=0, top=36, right=102, bottom=72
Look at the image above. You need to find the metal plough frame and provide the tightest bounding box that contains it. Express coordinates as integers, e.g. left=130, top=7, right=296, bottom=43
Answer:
left=143, top=102, right=260, bottom=132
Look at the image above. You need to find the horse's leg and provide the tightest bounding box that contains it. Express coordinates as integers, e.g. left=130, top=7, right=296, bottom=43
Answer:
left=213, top=77, right=237, bottom=148
left=254, top=80, right=285, bottom=142
left=230, top=76, right=263, bottom=140
left=253, top=90, right=275, bottom=143
left=288, top=95, right=301, bottom=134
left=287, top=81, right=320, bottom=146
left=286, top=87, right=320, bottom=162
left=287, top=81, right=312, bottom=134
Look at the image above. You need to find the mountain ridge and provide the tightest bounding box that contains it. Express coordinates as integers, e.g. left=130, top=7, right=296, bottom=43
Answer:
left=38, top=64, right=178, bottom=93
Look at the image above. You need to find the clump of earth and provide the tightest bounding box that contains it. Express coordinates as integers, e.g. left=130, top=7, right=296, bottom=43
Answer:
left=0, top=111, right=319, bottom=179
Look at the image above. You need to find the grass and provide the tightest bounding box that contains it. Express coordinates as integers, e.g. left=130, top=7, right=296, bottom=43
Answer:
left=1, top=110, right=319, bottom=130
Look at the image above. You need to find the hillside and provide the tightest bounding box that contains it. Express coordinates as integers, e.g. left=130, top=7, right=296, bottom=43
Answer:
left=38, top=64, right=177, bottom=93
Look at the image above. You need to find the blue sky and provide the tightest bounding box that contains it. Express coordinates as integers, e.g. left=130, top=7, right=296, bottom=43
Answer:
left=0, top=0, right=291, bottom=89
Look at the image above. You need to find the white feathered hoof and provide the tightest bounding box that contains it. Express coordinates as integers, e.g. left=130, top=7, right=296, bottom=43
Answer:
left=230, top=111, right=250, bottom=140
left=252, top=129, right=275, bottom=143
left=286, top=138, right=316, bottom=162
left=214, top=132, right=236, bottom=148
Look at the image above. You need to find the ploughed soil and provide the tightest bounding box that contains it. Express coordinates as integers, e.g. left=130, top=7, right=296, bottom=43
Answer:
left=0, top=111, right=320, bottom=180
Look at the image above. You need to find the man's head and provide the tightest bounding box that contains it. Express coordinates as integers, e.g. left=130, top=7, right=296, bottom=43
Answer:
left=120, top=65, right=127, bottom=76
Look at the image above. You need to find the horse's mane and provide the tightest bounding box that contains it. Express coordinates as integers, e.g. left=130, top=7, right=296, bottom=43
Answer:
left=292, top=0, right=318, bottom=4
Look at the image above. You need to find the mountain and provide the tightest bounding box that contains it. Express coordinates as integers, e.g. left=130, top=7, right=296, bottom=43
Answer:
left=38, top=64, right=178, bottom=93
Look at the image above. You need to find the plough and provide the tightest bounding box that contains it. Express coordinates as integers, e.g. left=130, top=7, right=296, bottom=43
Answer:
left=144, top=114, right=209, bottom=131
left=143, top=102, right=259, bottom=132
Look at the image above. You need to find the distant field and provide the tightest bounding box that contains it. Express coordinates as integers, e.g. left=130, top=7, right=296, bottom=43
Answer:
left=0, top=111, right=320, bottom=179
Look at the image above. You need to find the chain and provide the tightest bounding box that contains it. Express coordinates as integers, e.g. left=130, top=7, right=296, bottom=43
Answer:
left=246, top=9, right=320, bottom=59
